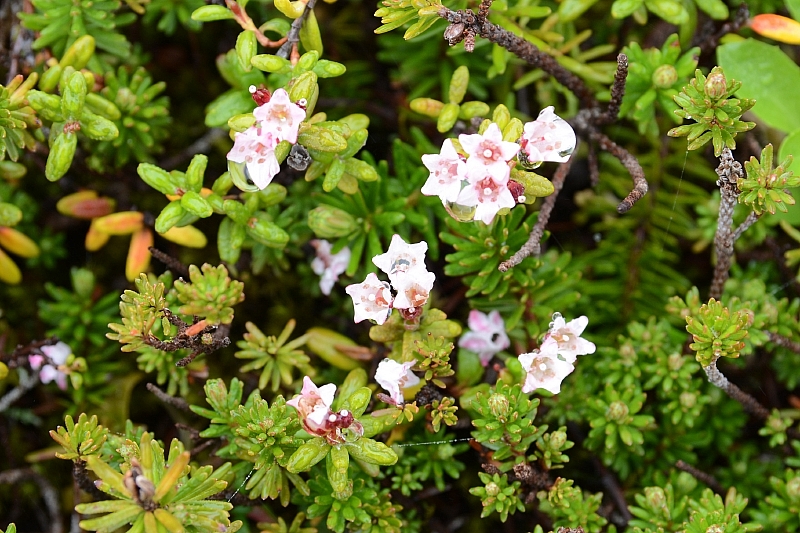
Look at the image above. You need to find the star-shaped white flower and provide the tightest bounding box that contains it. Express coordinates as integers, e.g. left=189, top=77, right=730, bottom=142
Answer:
left=372, top=234, right=430, bottom=287
left=456, top=172, right=515, bottom=224
left=460, top=123, right=520, bottom=176
left=253, top=88, right=307, bottom=144
left=421, top=138, right=467, bottom=203
left=391, top=269, right=435, bottom=309
left=546, top=314, right=596, bottom=364
left=459, top=310, right=510, bottom=366
left=226, top=126, right=280, bottom=190
left=29, top=341, right=72, bottom=390
left=520, top=107, right=576, bottom=164
left=518, top=337, right=575, bottom=394
left=375, top=359, right=420, bottom=404
left=345, top=273, right=394, bottom=324
left=287, top=376, right=337, bottom=434
left=311, top=239, right=351, bottom=295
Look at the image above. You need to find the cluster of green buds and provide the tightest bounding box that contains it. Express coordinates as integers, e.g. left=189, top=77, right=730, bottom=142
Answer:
left=173, top=263, right=245, bottom=326
left=685, top=298, right=750, bottom=367
left=667, top=66, right=756, bottom=157
left=27, top=65, right=119, bottom=181
left=88, top=66, right=171, bottom=170
left=738, top=143, right=799, bottom=215
left=620, top=34, right=699, bottom=137
left=410, top=66, right=490, bottom=133
left=0, top=73, right=41, bottom=162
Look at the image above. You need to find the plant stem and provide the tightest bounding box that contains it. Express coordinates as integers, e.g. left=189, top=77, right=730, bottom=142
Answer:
left=709, top=148, right=743, bottom=300
left=277, top=0, right=318, bottom=60
left=703, top=360, right=769, bottom=420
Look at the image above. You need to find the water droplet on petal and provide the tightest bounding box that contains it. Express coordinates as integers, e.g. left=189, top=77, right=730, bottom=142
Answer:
left=444, top=201, right=477, bottom=222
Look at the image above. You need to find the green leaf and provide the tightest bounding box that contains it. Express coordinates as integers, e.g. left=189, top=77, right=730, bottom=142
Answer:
left=718, top=39, right=800, bottom=133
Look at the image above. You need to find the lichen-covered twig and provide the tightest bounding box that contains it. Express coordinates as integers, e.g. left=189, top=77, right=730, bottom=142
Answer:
left=732, top=212, right=761, bottom=242
left=709, top=148, right=743, bottom=300
left=675, top=460, right=724, bottom=494
left=694, top=3, right=750, bottom=57
left=438, top=6, right=596, bottom=109
left=704, top=360, right=770, bottom=420
left=499, top=157, right=574, bottom=271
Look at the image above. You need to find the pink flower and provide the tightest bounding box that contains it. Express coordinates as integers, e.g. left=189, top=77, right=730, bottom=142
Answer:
left=345, top=273, right=394, bottom=324
left=456, top=172, right=515, bottom=224
left=391, top=269, right=435, bottom=310
left=545, top=313, right=596, bottom=364
left=253, top=88, right=307, bottom=145
left=226, top=126, right=280, bottom=190
left=287, top=377, right=363, bottom=444
left=375, top=359, right=420, bottom=405
left=421, top=139, right=467, bottom=203
left=372, top=235, right=430, bottom=287
left=520, top=107, right=576, bottom=164
left=311, top=239, right=351, bottom=295
left=460, top=123, right=520, bottom=176
left=459, top=310, right=510, bottom=366
left=518, top=338, right=574, bottom=394
left=29, top=341, right=71, bottom=390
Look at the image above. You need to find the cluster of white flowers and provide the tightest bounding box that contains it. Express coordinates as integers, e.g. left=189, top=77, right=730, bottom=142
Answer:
left=310, top=239, right=351, bottom=295
left=226, top=86, right=307, bottom=190
left=28, top=341, right=72, bottom=390
left=286, top=376, right=363, bottom=445
left=458, top=309, right=510, bottom=366
left=345, top=235, right=434, bottom=325
left=421, top=107, right=576, bottom=224
left=518, top=313, right=596, bottom=394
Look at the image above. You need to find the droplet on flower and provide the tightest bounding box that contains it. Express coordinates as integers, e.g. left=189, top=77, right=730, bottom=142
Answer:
left=444, top=200, right=478, bottom=222
left=551, top=312, right=563, bottom=322
left=558, top=146, right=575, bottom=158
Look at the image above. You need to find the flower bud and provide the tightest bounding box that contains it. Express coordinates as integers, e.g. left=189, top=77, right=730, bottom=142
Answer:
left=607, top=400, right=629, bottom=421
left=652, top=64, right=678, bottom=89
left=645, top=486, right=668, bottom=511
left=487, top=393, right=510, bottom=418
left=485, top=482, right=501, bottom=497
left=704, top=69, right=728, bottom=99
left=308, top=205, right=358, bottom=238
left=549, top=429, right=567, bottom=449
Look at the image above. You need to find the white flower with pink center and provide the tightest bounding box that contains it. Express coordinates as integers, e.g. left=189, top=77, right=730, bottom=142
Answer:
left=545, top=313, right=596, bottom=364
left=460, top=123, right=520, bottom=176
left=520, top=107, right=577, bottom=164
left=253, top=88, right=307, bottom=144
left=518, top=337, right=575, bottom=394
left=456, top=172, right=515, bottom=224
left=459, top=310, right=510, bottom=366
left=375, top=359, right=420, bottom=405
left=287, top=376, right=363, bottom=444
left=345, top=272, right=394, bottom=324
left=372, top=234, right=430, bottom=287
left=421, top=139, right=467, bottom=203
left=311, top=239, right=351, bottom=296
left=391, top=269, right=435, bottom=310
left=226, top=126, right=280, bottom=190
left=29, top=341, right=72, bottom=390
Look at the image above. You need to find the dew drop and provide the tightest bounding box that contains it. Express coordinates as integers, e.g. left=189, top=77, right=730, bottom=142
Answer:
left=444, top=201, right=477, bottom=222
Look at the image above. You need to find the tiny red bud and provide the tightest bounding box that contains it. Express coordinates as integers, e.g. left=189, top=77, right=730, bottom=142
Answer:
left=249, top=85, right=272, bottom=106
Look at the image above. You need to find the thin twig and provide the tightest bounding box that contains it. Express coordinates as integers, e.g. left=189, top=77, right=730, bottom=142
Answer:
left=704, top=360, right=770, bottom=420
left=499, top=157, right=574, bottom=271
left=709, top=148, right=743, bottom=300
left=592, top=456, right=633, bottom=524
left=695, top=3, right=750, bottom=57
left=675, top=460, right=724, bottom=494
left=732, top=212, right=761, bottom=242
left=146, top=383, right=190, bottom=411
left=766, top=331, right=800, bottom=354
left=438, top=7, right=596, bottom=109
left=0, top=468, right=63, bottom=533
left=149, top=247, right=190, bottom=278
left=0, top=368, right=38, bottom=413
left=583, top=124, right=648, bottom=213
left=595, top=54, right=628, bottom=126
left=277, top=0, right=318, bottom=60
